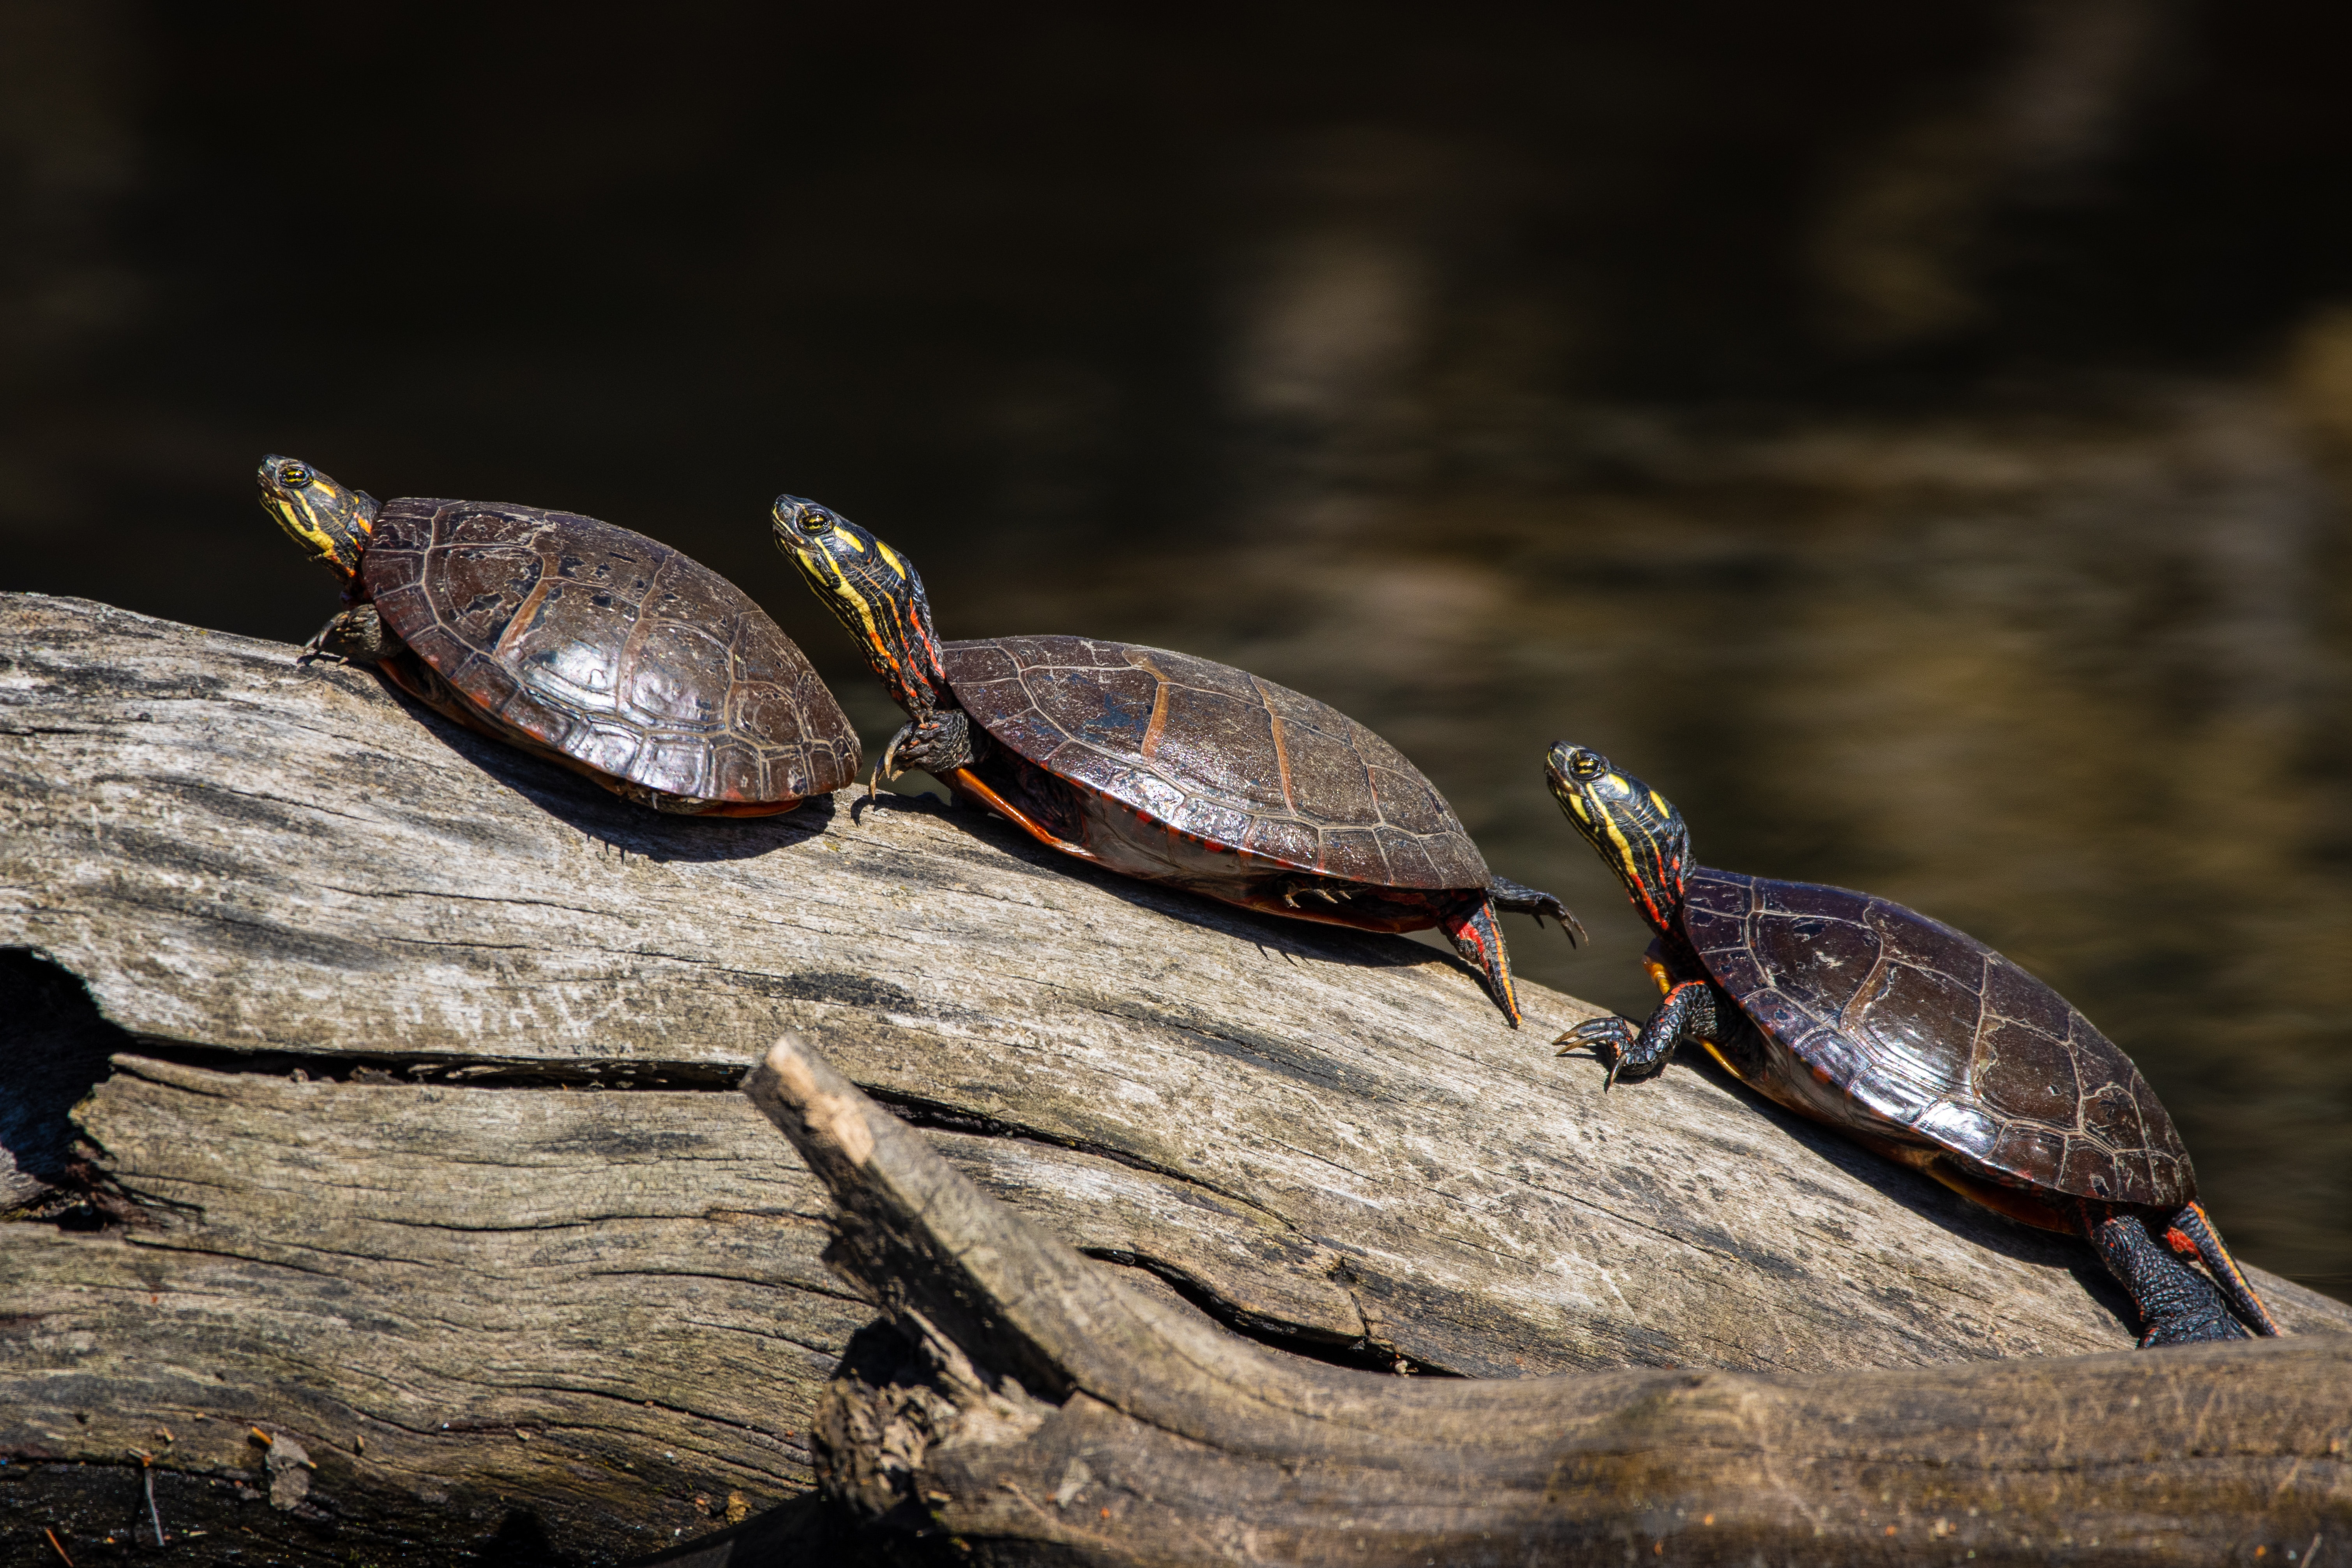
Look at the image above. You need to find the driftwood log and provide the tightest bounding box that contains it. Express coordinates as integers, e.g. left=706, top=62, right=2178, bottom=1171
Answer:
left=736, top=1030, right=2352, bottom=1566
left=0, top=593, right=2345, bottom=1564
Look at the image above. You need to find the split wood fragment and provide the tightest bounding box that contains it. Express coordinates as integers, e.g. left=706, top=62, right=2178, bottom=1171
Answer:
left=744, top=1029, right=2352, bottom=1566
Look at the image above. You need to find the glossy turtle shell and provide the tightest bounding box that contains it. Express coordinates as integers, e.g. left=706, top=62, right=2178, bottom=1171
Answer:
left=1680, top=869, right=2194, bottom=1208
left=363, top=498, right=859, bottom=807
left=940, top=635, right=1490, bottom=890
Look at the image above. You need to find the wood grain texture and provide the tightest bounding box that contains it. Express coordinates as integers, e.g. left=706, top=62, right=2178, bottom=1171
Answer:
left=746, top=1031, right=2352, bottom=1567
left=1, top=593, right=2344, bottom=1562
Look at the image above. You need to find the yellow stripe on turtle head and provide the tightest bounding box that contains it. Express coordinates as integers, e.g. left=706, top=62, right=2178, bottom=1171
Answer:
left=255, top=454, right=377, bottom=581
left=771, top=494, right=948, bottom=716
left=1543, top=741, right=1692, bottom=934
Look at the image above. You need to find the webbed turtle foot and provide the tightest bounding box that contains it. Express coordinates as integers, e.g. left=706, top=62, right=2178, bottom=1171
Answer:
left=2137, top=1293, right=2249, bottom=1347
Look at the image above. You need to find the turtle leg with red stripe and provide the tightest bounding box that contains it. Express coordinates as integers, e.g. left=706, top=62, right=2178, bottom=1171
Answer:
left=1437, top=894, right=1525, bottom=1028
left=1556, top=980, right=1725, bottom=1088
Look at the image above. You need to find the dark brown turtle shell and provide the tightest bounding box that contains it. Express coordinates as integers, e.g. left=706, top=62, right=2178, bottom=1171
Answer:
left=363, top=498, right=858, bottom=807
left=1680, top=869, right=2195, bottom=1208
left=940, top=635, right=1490, bottom=890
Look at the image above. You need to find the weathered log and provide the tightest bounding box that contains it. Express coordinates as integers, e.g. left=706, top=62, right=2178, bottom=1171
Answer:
left=0, top=592, right=2344, bottom=1563
left=747, top=1031, right=2352, bottom=1566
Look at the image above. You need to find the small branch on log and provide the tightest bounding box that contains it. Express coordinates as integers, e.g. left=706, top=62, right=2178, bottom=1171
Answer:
left=747, top=1030, right=2352, bottom=1566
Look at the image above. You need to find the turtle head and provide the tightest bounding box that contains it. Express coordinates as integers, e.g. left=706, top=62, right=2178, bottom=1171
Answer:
left=770, top=495, right=951, bottom=718
left=1545, top=743, right=1692, bottom=934
left=257, top=455, right=379, bottom=582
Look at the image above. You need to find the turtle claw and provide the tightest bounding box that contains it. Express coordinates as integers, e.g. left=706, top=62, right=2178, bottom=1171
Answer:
left=1488, top=876, right=1589, bottom=947
left=1556, top=1017, right=1636, bottom=1075
left=876, top=724, right=913, bottom=791
left=296, top=618, right=338, bottom=666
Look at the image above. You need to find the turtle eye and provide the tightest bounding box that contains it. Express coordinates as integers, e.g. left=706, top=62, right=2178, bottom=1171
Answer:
left=280, top=463, right=313, bottom=489
left=1570, top=750, right=1607, bottom=780
left=801, top=510, right=833, bottom=535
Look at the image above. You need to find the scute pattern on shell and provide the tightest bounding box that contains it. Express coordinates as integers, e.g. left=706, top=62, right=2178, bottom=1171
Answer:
left=364, top=499, right=859, bottom=803
left=1681, top=869, right=2194, bottom=1208
left=943, top=635, right=1489, bottom=890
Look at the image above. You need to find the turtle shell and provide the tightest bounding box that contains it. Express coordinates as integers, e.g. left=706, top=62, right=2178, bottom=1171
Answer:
left=939, top=635, right=1490, bottom=890
left=1679, top=869, right=2194, bottom=1208
left=362, top=498, right=858, bottom=806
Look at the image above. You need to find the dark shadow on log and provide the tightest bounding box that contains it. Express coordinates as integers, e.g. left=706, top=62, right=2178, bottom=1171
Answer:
left=623, top=1490, right=895, bottom=1568
left=843, top=788, right=1452, bottom=983
left=1657, top=1037, right=2152, bottom=1286
left=293, top=649, right=844, bottom=865
left=338, top=656, right=846, bottom=865
left=0, top=949, right=132, bottom=1213
left=745, top=1030, right=2352, bottom=1567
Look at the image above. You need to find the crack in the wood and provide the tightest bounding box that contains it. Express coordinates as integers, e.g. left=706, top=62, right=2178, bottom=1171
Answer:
left=863, top=1085, right=1297, bottom=1231
left=119, top=1234, right=359, bottom=1279
left=1080, top=1247, right=1459, bottom=1378
left=139, top=774, right=382, bottom=827
left=671, top=1315, right=867, bottom=1362
left=477, top=1381, right=802, bottom=1445
left=568, top=1266, right=867, bottom=1309
left=61, top=890, right=554, bottom=965
left=322, top=885, right=630, bottom=922
left=96, top=1041, right=751, bottom=1091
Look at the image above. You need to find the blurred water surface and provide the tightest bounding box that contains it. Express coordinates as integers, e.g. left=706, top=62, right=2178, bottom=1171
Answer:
left=4, top=3, right=2349, bottom=1287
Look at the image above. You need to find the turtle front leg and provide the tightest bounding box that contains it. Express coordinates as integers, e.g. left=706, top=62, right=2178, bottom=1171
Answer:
left=888, top=723, right=1098, bottom=861
left=298, top=603, right=402, bottom=666
left=878, top=708, right=977, bottom=786
left=875, top=708, right=981, bottom=802
left=1489, top=876, right=1588, bottom=946
left=1556, top=980, right=1720, bottom=1088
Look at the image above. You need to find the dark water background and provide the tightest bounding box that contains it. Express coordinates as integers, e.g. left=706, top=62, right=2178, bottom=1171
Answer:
left=6, top=3, right=2350, bottom=1289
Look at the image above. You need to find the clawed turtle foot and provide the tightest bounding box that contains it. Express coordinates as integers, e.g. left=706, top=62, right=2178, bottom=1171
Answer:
left=1490, top=876, right=1589, bottom=946
left=872, top=712, right=962, bottom=796
left=297, top=605, right=396, bottom=668
left=296, top=615, right=348, bottom=667
left=1556, top=1015, right=1655, bottom=1088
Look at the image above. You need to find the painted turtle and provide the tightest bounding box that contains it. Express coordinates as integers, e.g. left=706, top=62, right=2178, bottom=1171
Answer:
left=1543, top=742, right=2280, bottom=1346
left=258, top=456, right=858, bottom=815
left=768, top=495, right=1581, bottom=1025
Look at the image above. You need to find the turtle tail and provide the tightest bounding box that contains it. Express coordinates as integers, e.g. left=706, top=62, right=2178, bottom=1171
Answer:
left=1440, top=894, right=1522, bottom=1029
left=2163, top=1202, right=2282, bottom=1337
